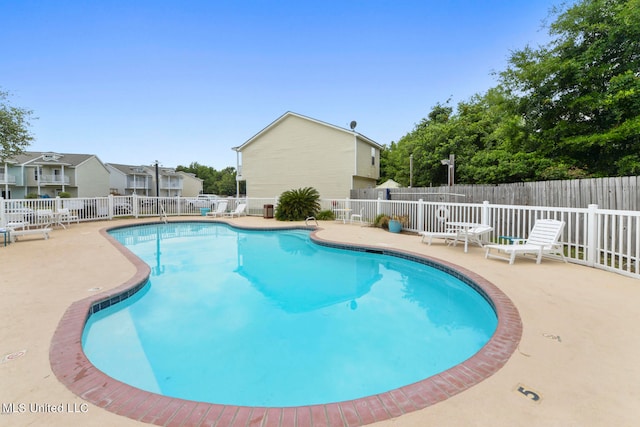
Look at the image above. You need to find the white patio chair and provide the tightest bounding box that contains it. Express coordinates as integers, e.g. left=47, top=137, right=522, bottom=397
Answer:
left=57, top=208, right=79, bottom=226
left=485, top=219, right=567, bottom=265
left=206, top=200, right=228, bottom=217
left=454, top=224, right=494, bottom=251
left=35, top=209, right=54, bottom=228
left=224, top=203, right=246, bottom=218
left=350, top=208, right=365, bottom=225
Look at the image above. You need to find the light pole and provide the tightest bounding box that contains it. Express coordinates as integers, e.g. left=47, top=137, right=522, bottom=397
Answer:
left=232, top=147, right=241, bottom=199
left=440, top=154, right=455, bottom=186
left=154, top=160, right=160, bottom=217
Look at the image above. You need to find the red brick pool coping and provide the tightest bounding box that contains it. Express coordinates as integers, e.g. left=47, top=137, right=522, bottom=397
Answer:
left=50, top=222, right=522, bottom=427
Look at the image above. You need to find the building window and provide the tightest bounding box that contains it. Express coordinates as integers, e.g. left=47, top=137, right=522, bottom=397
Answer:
left=371, top=147, right=376, bottom=166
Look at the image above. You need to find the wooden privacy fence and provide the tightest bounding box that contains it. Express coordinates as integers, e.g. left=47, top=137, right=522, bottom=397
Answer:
left=351, top=175, right=640, bottom=211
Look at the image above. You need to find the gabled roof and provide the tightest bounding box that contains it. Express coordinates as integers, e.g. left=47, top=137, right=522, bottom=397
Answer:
left=9, top=151, right=97, bottom=167
left=106, top=163, right=150, bottom=176
left=176, top=171, right=203, bottom=182
left=233, top=111, right=383, bottom=152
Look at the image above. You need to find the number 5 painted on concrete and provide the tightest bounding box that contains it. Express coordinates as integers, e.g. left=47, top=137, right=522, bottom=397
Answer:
left=517, top=386, right=541, bottom=401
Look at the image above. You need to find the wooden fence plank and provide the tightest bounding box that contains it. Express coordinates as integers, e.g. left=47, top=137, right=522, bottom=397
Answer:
left=351, top=176, right=640, bottom=211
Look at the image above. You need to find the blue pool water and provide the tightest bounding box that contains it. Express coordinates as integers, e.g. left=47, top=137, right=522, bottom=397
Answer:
left=83, top=223, right=497, bottom=407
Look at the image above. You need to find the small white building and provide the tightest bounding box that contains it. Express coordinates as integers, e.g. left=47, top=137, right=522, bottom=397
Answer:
left=106, top=164, right=201, bottom=197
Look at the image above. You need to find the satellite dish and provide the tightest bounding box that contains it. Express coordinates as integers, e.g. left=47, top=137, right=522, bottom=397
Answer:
left=350, top=120, right=357, bottom=130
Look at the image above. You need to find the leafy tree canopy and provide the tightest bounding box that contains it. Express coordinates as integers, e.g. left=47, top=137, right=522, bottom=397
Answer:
left=176, top=162, right=244, bottom=196
left=0, top=89, right=35, bottom=163
left=501, top=0, right=640, bottom=176
left=382, top=0, right=640, bottom=185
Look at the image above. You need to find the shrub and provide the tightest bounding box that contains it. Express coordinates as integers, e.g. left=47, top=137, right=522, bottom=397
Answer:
left=374, top=213, right=391, bottom=229
left=275, top=187, right=321, bottom=221
left=25, top=193, right=38, bottom=199
left=315, top=210, right=335, bottom=221
left=58, top=191, right=71, bottom=198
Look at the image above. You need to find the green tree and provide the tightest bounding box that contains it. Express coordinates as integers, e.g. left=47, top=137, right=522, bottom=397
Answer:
left=382, top=0, right=639, bottom=184
left=176, top=162, right=244, bottom=196
left=382, top=103, right=455, bottom=186
left=215, top=167, right=240, bottom=196
left=500, top=0, right=640, bottom=176
left=0, top=90, right=35, bottom=162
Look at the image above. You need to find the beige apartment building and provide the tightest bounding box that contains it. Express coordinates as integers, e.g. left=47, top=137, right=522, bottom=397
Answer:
left=234, top=112, right=382, bottom=199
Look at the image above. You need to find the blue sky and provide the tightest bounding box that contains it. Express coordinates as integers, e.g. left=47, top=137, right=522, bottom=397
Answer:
left=2, top=0, right=562, bottom=170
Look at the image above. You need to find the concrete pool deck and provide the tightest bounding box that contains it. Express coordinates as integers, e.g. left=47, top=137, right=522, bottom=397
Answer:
left=1, top=217, right=639, bottom=426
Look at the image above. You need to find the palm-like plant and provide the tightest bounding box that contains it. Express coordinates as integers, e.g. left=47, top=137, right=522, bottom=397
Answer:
left=275, top=187, right=321, bottom=221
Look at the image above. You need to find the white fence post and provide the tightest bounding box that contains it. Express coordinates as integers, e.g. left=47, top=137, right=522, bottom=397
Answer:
left=377, top=197, right=382, bottom=217
left=417, top=199, right=424, bottom=232
left=132, top=194, right=139, bottom=218
left=0, top=197, right=5, bottom=227
left=587, top=204, right=598, bottom=267
left=481, top=200, right=491, bottom=225
left=108, top=194, right=114, bottom=219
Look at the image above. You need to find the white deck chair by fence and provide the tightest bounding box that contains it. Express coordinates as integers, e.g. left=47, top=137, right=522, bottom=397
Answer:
left=35, top=209, right=54, bottom=228
left=57, top=208, right=79, bottom=226
left=206, top=200, right=228, bottom=217
left=6, top=212, right=30, bottom=230
left=349, top=208, right=365, bottom=224
left=224, top=203, right=246, bottom=218
left=419, top=230, right=459, bottom=246
left=453, top=224, right=494, bottom=253
left=485, top=219, right=567, bottom=265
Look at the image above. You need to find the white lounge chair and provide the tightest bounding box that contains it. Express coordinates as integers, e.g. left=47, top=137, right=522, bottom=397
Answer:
left=6, top=221, right=28, bottom=231
left=8, top=227, right=52, bottom=242
left=5, top=212, right=30, bottom=230
left=206, top=200, right=228, bottom=217
left=485, top=219, right=567, bottom=265
left=452, top=224, right=494, bottom=253
left=224, top=203, right=246, bottom=218
left=419, top=230, right=458, bottom=246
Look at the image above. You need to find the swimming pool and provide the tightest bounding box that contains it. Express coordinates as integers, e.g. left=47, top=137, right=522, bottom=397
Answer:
left=83, top=223, right=496, bottom=406
left=51, top=221, right=522, bottom=427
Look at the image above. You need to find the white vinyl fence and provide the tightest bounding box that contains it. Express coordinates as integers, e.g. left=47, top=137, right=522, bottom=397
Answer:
left=1, top=195, right=638, bottom=279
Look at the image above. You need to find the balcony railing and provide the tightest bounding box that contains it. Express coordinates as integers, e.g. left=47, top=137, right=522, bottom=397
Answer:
left=126, top=183, right=151, bottom=189
left=160, top=183, right=183, bottom=189
left=0, top=174, right=16, bottom=184
left=39, top=175, right=70, bottom=184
